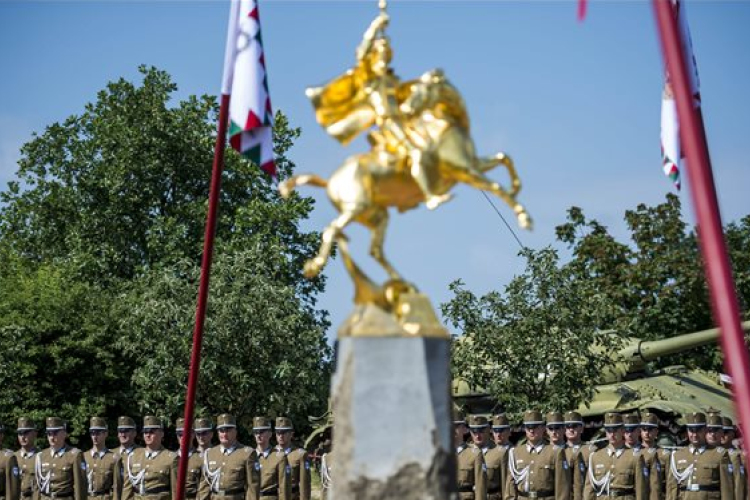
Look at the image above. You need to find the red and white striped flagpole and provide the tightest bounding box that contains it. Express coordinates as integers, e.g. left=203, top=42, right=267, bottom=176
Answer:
left=175, top=2, right=240, bottom=499
left=653, top=0, right=750, bottom=457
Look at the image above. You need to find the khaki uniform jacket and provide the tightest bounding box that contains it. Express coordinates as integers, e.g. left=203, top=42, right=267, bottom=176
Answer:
left=566, top=444, right=597, bottom=500
left=176, top=449, right=202, bottom=499
left=0, top=449, right=20, bottom=500
left=725, top=449, right=745, bottom=500
left=666, top=446, right=733, bottom=500
left=256, top=448, right=290, bottom=500
left=639, top=447, right=665, bottom=500
left=15, top=449, right=37, bottom=498
left=33, top=446, right=87, bottom=500
left=457, top=444, right=487, bottom=500
left=198, top=443, right=260, bottom=500
left=475, top=443, right=507, bottom=500
left=276, top=447, right=309, bottom=500
left=114, top=446, right=141, bottom=500
left=583, top=445, right=648, bottom=500
left=84, top=449, right=119, bottom=500
left=121, top=447, right=178, bottom=500
left=505, top=442, right=571, bottom=500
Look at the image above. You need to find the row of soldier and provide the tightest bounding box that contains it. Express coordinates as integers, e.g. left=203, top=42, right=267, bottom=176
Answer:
left=0, top=414, right=311, bottom=500
left=454, top=410, right=748, bottom=500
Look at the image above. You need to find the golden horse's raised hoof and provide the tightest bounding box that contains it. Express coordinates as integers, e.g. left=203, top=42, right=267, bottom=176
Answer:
left=279, top=179, right=294, bottom=199
left=517, top=210, right=533, bottom=231
left=425, top=193, right=453, bottom=210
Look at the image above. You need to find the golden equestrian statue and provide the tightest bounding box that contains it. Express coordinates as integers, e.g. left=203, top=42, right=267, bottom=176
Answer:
left=280, top=3, right=532, bottom=335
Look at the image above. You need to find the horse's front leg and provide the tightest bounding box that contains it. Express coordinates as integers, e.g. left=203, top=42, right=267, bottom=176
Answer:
left=304, top=210, right=358, bottom=279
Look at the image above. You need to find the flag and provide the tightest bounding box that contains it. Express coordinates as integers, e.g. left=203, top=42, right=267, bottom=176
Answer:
left=660, top=0, right=700, bottom=191
left=577, top=0, right=587, bottom=21
left=222, top=0, right=276, bottom=177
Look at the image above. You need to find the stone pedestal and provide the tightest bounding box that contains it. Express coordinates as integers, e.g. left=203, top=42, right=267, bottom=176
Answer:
left=329, top=319, right=456, bottom=499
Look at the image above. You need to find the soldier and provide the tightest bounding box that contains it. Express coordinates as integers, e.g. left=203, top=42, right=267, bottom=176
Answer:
left=455, top=410, right=487, bottom=500
left=505, top=410, right=571, bottom=500
left=666, top=412, right=733, bottom=500
left=624, top=414, right=642, bottom=450
left=174, top=418, right=202, bottom=500
left=564, top=411, right=593, bottom=500
left=253, top=417, right=290, bottom=500
left=116, top=417, right=140, bottom=457
left=198, top=413, right=260, bottom=500
left=274, top=417, right=309, bottom=500
left=121, top=416, right=178, bottom=500
left=583, top=412, right=648, bottom=500
left=547, top=413, right=566, bottom=448
left=34, top=416, right=86, bottom=500
left=491, top=415, right=512, bottom=500
left=194, top=419, right=214, bottom=456
left=720, top=417, right=746, bottom=500
left=469, top=415, right=503, bottom=500
left=706, top=416, right=744, bottom=500
left=638, top=413, right=666, bottom=500
left=15, top=417, right=38, bottom=499
left=85, top=417, right=119, bottom=500
left=0, top=422, right=20, bottom=500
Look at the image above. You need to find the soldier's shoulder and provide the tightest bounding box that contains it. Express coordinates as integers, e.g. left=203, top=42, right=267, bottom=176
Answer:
left=296, top=448, right=308, bottom=457
left=714, top=446, right=727, bottom=455
left=3, top=449, right=14, bottom=457
left=167, top=451, right=177, bottom=458
left=275, top=449, right=287, bottom=458
left=69, top=447, right=81, bottom=455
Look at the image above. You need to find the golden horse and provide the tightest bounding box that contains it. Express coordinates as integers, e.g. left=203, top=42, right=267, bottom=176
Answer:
left=279, top=69, right=532, bottom=286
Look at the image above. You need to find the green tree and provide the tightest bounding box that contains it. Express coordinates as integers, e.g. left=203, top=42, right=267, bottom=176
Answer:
left=443, top=247, right=624, bottom=417
left=0, top=66, right=331, bottom=441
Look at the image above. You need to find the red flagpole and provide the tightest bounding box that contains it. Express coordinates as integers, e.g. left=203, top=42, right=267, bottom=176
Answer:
left=653, top=0, right=750, bottom=456
left=175, top=92, right=231, bottom=500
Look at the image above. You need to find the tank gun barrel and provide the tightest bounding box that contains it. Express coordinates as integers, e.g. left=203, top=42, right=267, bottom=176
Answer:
left=637, top=321, right=750, bottom=362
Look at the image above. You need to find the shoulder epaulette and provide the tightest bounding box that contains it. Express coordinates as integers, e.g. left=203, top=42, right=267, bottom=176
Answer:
left=244, top=446, right=252, bottom=453
left=297, top=448, right=306, bottom=456
left=633, top=448, right=641, bottom=456
left=275, top=450, right=285, bottom=457
left=716, top=447, right=725, bottom=454
left=4, top=450, right=13, bottom=457
left=647, top=448, right=657, bottom=455
left=70, top=448, right=81, bottom=454
left=168, top=451, right=177, bottom=458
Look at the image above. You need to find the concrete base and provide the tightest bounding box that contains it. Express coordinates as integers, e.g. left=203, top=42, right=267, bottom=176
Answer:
left=330, top=336, right=456, bottom=500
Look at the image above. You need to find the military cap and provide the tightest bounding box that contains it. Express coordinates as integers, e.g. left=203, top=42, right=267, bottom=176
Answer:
left=523, top=410, right=544, bottom=425
left=685, top=412, right=707, bottom=427
left=706, top=414, right=723, bottom=429
left=603, top=412, right=623, bottom=428
left=142, top=415, right=163, bottom=430
left=453, top=409, right=466, bottom=425
left=46, top=417, right=66, bottom=431
left=117, top=416, right=137, bottom=430
left=468, top=415, right=490, bottom=429
left=705, top=407, right=721, bottom=416
left=175, top=418, right=186, bottom=432
left=89, top=417, right=107, bottom=431
left=640, top=412, right=659, bottom=428
left=564, top=411, right=584, bottom=425
left=623, top=413, right=640, bottom=428
left=546, top=412, right=564, bottom=426
left=492, top=414, right=510, bottom=430
left=721, top=416, right=734, bottom=431
left=17, top=417, right=36, bottom=432
left=252, top=416, right=272, bottom=431
left=216, top=414, right=237, bottom=429
left=275, top=417, right=294, bottom=431
left=194, top=417, right=213, bottom=432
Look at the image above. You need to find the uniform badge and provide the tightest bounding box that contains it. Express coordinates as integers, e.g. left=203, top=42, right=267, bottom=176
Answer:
left=563, top=460, right=569, bottom=470
left=656, top=462, right=661, bottom=474
left=740, top=465, right=745, bottom=475
left=255, top=462, right=261, bottom=471
left=304, top=460, right=310, bottom=470
left=81, top=462, right=87, bottom=471
left=286, top=465, right=292, bottom=475
left=12, top=467, right=20, bottom=477
left=579, top=462, right=585, bottom=473
left=643, top=467, right=649, bottom=477
left=727, top=464, right=733, bottom=475
left=482, top=463, right=487, bottom=472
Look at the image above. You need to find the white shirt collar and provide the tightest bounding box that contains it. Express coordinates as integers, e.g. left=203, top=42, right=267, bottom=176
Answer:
left=689, top=445, right=706, bottom=455
left=526, top=442, right=544, bottom=453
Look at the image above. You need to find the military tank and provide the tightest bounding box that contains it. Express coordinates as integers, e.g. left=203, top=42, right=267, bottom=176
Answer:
left=453, top=321, right=750, bottom=441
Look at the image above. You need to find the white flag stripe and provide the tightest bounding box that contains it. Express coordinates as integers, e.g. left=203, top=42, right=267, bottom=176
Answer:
left=221, top=0, right=241, bottom=95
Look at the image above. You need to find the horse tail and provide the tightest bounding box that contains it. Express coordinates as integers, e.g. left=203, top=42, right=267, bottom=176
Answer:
left=279, top=174, right=329, bottom=199
left=478, top=152, right=521, bottom=198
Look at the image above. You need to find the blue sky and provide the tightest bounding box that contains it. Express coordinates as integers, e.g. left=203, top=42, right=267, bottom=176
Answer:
left=1, top=1, right=749, bottom=337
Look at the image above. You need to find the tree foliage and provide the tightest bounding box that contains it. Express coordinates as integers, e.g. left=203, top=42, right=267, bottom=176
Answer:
left=446, top=194, right=749, bottom=415
left=444, top=247, right=624, bottom=417
left=0, top=66, right=331, bottom=443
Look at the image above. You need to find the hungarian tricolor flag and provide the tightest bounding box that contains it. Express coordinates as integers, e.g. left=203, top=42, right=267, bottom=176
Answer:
left=660, top=0, right=700, bottom=191
left=222, top=0, right=276, bottom=177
